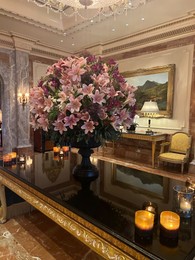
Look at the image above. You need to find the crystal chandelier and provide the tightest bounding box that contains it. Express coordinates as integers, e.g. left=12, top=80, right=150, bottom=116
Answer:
left=28, top=0, right=147, bottom=20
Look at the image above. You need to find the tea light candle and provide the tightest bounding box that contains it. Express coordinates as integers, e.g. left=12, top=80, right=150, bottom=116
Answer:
left=135, top=210, right=154, bottom=231
left=180, top=198, right=191, bottom=212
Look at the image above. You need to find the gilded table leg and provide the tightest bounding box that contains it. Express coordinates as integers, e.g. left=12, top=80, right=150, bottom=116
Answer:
left=151, top=141, right=156, bottom=168
left=0, top=183, right=7, bottom=223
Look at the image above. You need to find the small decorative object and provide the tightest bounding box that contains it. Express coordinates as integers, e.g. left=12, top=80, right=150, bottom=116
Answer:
left=160, top=211, right=180, bottom=247
left=173, top=185, right=194, bottom=218
left=134, top=210, right=154, bottom=243
left=30, top=54, right=137, bottom=189
left=127, top=122, right=138, bottom=132
left=142, top=201, right=158, bottom=224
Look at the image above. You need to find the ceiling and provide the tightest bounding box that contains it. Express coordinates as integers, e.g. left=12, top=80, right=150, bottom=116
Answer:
left=0, top=0, right=195, bottom=54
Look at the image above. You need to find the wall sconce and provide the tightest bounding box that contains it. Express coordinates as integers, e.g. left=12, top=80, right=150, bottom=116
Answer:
left=18, top=93, right=29, bottom=109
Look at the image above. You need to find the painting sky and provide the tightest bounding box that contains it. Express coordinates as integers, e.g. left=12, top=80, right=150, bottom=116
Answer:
left=126, top=72, right=168, bottom=87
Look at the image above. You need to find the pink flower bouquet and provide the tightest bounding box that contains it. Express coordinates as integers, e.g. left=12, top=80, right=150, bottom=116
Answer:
left=30, top=55, right=137, bottom=145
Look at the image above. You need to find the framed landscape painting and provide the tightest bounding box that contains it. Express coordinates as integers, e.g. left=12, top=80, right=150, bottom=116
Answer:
left=122, top=64, right=175, bottom=118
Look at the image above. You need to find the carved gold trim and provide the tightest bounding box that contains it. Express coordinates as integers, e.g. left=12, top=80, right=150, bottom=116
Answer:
left=0, top=169, right=150, bottom=260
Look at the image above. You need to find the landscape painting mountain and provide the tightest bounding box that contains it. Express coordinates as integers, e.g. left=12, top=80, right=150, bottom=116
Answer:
left=135, top=79, right=168, bottom=110
left=126, top=72, right=168, bottom=111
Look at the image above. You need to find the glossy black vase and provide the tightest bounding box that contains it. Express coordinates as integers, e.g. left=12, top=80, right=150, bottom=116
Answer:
left=72, top=139, right=100, bottom=191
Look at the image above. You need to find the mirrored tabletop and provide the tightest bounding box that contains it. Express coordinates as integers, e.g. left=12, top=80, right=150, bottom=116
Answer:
left=1, top=150, right=195, bottom=260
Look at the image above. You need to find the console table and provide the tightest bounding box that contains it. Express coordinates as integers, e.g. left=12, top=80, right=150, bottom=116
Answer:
left=121, top=132, right=166, bottom=168
left=0, top=151, right=194, bottom=260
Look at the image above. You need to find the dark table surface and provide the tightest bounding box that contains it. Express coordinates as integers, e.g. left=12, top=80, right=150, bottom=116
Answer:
left=1, top=150, right=195, bottom=260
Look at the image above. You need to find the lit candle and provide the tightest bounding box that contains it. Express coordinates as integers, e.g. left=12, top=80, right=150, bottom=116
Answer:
left=3, top=154, right=12, bottom=166
left=53, top=146, right=60, bottom=156
left=160, top=211, right=180, bottom=246
left=160, top=211, right=180, bottom=231
left=180, top=198, right=191, bottom=212
left=135, top=210, right=154, bottom=231
left=134, top=210, right=154, bottom=243
left=62, top=146, right=69, bottom=152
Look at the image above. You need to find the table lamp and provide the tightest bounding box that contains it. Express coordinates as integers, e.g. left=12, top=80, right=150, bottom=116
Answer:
left=141, top=101, right=159, bottom=134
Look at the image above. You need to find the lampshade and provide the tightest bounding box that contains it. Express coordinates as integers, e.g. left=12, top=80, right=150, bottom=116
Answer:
left=141, top=101, right=159, bottom=117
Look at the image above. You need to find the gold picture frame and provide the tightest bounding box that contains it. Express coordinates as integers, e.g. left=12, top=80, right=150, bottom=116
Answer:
left=122, top=64, right=175, bottom=118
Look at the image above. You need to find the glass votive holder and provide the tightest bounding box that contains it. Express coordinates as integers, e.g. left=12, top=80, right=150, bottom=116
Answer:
left=160, top=211, right=180, bottom=247
left=173, top=185, right=194, bottom=218
left=134, top=210, right=154, bottom=243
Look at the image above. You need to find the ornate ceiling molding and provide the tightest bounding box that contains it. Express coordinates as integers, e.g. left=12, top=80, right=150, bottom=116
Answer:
left=103, top=25, right=195, bottom=55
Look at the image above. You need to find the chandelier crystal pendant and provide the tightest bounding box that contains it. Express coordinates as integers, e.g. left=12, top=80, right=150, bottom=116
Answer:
left=28, top=0, right=147, bottom=20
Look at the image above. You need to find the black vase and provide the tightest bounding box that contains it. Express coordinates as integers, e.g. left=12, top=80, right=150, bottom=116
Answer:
left=72, top=139, right=101, bottom=191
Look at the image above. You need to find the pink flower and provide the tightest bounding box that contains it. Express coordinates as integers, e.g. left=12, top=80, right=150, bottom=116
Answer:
left=81, top=112, right=90, bottom=121
left=57, top=91, right=67, bottom=104
left=67, top=64, right=86, bottom=82
left=82, top=84, right=94, bottom=95
left=53, top=120, right=66, bottom=134
left=44, top=96, right=53, bottom=112
left=37, top=115, right=49, bottom=131
left=81, top=121, right=95, bottom=134
left=64, top=114, right=79, bottom=129
left=66, top=95, right=82, bottom=113
left=92, top=90, right=106, bottom=105
left=30, top=54, right=137, bottom=144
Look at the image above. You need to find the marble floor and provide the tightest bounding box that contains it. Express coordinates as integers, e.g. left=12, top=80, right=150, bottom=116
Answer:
left=0, top=210, right=104, bottom=260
